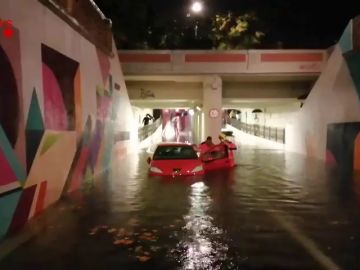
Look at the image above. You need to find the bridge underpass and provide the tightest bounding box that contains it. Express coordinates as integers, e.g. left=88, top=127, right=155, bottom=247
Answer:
left=122, top=53, right=321, bottom=145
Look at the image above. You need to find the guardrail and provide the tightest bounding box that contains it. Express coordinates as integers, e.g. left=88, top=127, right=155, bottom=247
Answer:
left=228, top=119, right=285, bottom=144
left=138, top=118, right=161, bottom=141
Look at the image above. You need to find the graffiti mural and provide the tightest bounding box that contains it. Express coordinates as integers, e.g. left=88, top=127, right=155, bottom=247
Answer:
left=0, top=38, right=123, bottom=239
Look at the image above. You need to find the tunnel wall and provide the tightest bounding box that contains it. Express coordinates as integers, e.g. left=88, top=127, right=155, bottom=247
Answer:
left=286, top=17, right=360, bottom=169
left=0, top=0, right=135, bottom=239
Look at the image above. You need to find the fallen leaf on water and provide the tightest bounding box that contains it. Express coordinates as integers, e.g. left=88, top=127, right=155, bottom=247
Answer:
left=107, top=228, right=117, bottom=234
left=128, top=218, right=140, bottom=226
left=113, top=239, right=134, bottom=246
left=150, top=246, right=160, bottom=252
left=137, top=256, right=151, bottom=262
left=135, top=246, right=143, bottom=253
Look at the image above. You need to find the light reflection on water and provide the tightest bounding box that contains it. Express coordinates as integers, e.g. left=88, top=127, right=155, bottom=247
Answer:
left=175, top=182, right=228, bottom=270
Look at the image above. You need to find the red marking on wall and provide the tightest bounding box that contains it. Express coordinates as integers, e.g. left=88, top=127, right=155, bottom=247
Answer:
left=261, top=53, right=323, bottom=62
left=185, top=53, right=246, bottom=62
left=0, top=19, right=13, bottom=38
left=118, top=53, right=171, bottom=63
left=35, top=181, right=47, bottom=215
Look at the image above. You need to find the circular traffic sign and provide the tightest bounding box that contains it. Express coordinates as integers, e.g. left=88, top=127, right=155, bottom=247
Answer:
left=209, top=108, right=219, bottom=118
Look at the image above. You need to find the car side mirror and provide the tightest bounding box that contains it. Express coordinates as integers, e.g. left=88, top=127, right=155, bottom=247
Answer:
left=147, top=157, right=152, bottom=164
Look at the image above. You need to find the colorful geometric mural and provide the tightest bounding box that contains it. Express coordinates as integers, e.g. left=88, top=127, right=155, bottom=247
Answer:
left=0, top=19, right=126, bottom=240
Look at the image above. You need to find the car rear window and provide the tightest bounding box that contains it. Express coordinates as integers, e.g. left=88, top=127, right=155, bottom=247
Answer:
left=153, top=145, right=198, bottom=160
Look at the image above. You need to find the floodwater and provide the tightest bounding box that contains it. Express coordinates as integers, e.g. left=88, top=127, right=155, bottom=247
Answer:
left=1, top=144, right=360, bottom=270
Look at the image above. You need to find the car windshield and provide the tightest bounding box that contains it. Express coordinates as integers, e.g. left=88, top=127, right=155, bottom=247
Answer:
left=153, top=145, right=198, bottom=160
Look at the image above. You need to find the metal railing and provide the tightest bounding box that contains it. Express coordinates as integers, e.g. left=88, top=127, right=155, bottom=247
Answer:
left=229, top=119, right=285, bottom=144
left=138, top=118, right=161, bottom=141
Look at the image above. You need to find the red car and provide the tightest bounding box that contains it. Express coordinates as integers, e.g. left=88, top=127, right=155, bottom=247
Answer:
left=200, top=143, right=236, bottom=171
left=147, top=143, right=205, bottom=177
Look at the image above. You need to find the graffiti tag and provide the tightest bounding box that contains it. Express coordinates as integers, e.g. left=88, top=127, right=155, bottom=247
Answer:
left=0, top=19, right=13, bottom=38
left=299, top=63, right=320, bottom=70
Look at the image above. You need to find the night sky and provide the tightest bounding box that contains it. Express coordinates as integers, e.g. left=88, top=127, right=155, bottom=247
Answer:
left=96, top=0, right=360, bottom=49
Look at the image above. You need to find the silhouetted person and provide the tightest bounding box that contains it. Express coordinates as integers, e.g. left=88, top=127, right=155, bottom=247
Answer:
left=199, top=136, right=214, bottom=153
left=142, top=114, right=153, bottom=126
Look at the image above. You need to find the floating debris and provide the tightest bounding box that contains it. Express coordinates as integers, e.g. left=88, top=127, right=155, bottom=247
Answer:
left=128, top=218, right=140, bottom=226
left=137, top=256, right=151, bottom=262
left=107, top=228, right=117, bottom=234
left=169, top=224, right=175, bottom=228
left=113, top=239, right=134, bottom=246
left=88, top=227, right=99, bottom=236
left=152, top=229, right=158, bottom=233
left=143, top=251, right=151, bottom=256
left=150, top=246, right=161, bottom=252
left=135, top=246, right=143, bottom=253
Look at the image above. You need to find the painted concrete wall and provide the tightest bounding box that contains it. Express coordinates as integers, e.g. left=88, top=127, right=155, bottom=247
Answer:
left=286, top=44, right=360, bottom=160
left=0, top=0, right=135, bottom=239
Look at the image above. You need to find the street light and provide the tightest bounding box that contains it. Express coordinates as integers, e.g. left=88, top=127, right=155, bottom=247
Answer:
left=191, top=1, right=203, bottom=14
left=189, top=1, right=204, bottom=38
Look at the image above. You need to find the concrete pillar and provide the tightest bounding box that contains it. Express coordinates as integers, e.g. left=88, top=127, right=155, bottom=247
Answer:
left=202, top=75, right=222, bottom=144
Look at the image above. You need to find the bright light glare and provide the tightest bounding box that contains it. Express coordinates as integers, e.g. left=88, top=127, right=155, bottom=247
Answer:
left=196, top=106, right=201, bottom=111
left=189, top=109, right=195, bottom=116
left=191, top=1, right=203, bottom=13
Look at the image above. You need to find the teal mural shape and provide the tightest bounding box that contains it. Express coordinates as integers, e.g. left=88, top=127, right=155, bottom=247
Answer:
left=339, top=21, right=353, bottom=54
left=0, top=126, right=26, bottom=183
left=345, top=54, right=360, bottom=99
left=26, top=89, right=45, bottom=172
left=26, top=89, right=44, bottom=131
left=0, top=190, right=21, bottom=239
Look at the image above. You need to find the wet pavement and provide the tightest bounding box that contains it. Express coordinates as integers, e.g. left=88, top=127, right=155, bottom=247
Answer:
left=1, top=144, right=360, bottom=269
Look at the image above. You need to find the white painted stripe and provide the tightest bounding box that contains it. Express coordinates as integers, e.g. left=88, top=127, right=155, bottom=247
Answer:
left=269, top=210, right=341, bottom=270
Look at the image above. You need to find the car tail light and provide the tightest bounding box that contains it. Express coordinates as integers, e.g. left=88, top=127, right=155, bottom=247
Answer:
left=150, top=167, right=163, bottom=173
left=191, top=165, right=204, bottom=173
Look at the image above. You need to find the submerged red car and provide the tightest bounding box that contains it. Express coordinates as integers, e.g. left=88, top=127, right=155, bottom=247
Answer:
left=147, top=142, right=237, bottom=177
left=147, top=143, right=204, bottom=177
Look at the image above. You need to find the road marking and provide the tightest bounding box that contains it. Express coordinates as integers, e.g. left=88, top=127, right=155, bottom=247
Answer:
left=268, top=210, right=341, bottom=270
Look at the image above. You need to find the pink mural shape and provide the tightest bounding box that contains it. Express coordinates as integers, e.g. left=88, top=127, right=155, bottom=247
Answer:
left=96, top=49, right=110, bottom=84
left=0, top=149, right=17, bottom=187
left=326, top=150, right=337, bottom=167
left=97, top=96, right=111, bottom=122
left=42, top=64, right=68, bottom=130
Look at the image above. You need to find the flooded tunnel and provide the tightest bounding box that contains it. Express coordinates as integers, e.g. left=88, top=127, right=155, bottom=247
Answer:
left=1, top=134, right=360, bottom=270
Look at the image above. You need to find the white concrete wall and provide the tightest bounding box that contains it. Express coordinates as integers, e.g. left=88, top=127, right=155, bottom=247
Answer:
left=286, top=45, right=360, bottom=159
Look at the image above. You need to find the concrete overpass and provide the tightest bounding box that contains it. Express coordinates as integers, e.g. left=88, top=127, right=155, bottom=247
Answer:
left=119, top=49, right=328, bottom=141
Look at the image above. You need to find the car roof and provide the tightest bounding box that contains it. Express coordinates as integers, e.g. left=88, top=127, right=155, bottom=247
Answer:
left=156, top=142, right=193, bottom=147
